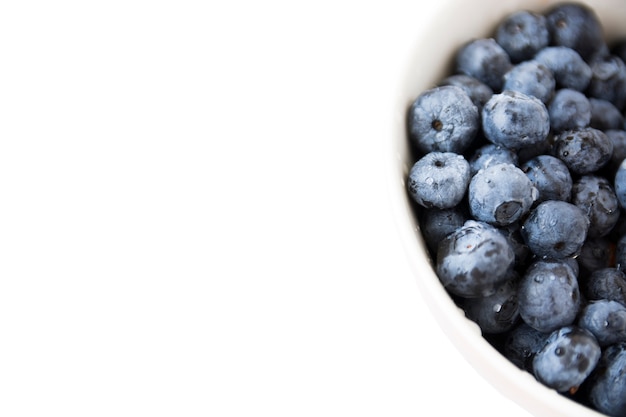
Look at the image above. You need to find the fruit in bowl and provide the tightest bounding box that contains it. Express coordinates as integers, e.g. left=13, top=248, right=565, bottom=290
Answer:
left=391, top=1, right=626, bottom=416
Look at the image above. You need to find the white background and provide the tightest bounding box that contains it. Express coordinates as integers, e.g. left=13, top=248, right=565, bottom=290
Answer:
left=0, top=1, right=534, bottom=416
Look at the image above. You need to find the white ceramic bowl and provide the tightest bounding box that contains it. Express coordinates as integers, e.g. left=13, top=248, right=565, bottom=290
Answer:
left=390, top=1, right=626, bottom=416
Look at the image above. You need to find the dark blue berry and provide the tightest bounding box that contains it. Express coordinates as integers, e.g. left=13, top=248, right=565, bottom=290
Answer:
left=585, top=268, right=626, bottom=307
left=534, top=46, right=591, bottom=91
left=438, top=74, right=494, bottom=112
left=578, top=238, right=616, bottom=278
left=572, top=175, right=620, bottom=238
left=461, top=275, right=520, bottom=334
left=532, top=326, right=601, bottom=392
left=521, top=154, right=573, bottom=204
left=482, top=90, right=550, bottom=150
left=589, top=98, right=625, bottom=131
left=495, top=10, right=549, bottom=63
left=521, top=200, right=589, bottom=259
left=455, top=38, right=512, bottom=91
left=545, top=3, right=606, bottom=62
left=587, top=55, right=626, bottom=111
left=552, top=127, right=614, bottom=175
left=407, top=152, right=470, bottom=209
left=587, top=343, right=626, bottom=416
left=420, top=206, right=467, bottom=255
left=503, top=61, right=555, bottom=104
left=518, top=260, right=581, bottom=333
left=408, top=86, right=479, bottom=154
left=504, top=322, right=549, bottom=372
left=468, top=144, right=518, bottom=177
left=468, top=163, right=537, bottom=226
left=579, top=299, right=626, bottom=346
left=436, top=220, right=515, bottom=298
left=605, top=129, right=626, bottom=178
left=548, top=88, right=591, bottom=132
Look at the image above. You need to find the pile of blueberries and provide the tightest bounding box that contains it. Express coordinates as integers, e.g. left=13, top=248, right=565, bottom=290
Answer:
left=407, top=3, right=626, bottom=416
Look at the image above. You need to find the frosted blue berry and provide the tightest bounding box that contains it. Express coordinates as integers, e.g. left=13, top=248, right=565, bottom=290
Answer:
left=469, top=163, right=537, bottom=226
left=408, top=86, right=479, bottom=154
left=407, top=152, right=470, bottom=209
left=436, top=220, right=515, bottom=298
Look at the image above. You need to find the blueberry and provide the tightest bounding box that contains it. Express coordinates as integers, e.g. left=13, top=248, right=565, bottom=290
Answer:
left=408, top=86, right=479, bottom=154
left=503, top=322, right=549, bottom=372
left=578, top=237, right=616, bottom=278
left=587, top=55, right=626, bottom=111
left=482, top=90, right=550, bottom=150
left=548, top=88, right=591, bottom=132
left=498, top=222, right=532, bottom=269
left=407, top=152, right=470, bottom=209
left=587, top=343, right=626, bottom=416
left=468, top=144, right=518, bottom=177
left=461, top=275, right=520, bottom=334
left=438, top=74, right=494, bottom=112
left=455, top=38, right=513, bottom=91
left=585, top=268, right=626, bottom=307
left=572, top=175, right=620, bottom=238
left=518, top=260, right=581, bottom=333
left=552, top=127, right=614, bottom=175
left=503, top=61, right=555, bottom=103
left=521, top=200, right=589, bottom=259
left=468, top=163, right=537, bottom=226
left=420, top=206, right=467, bottom=256
left=614, top=159, right=626, bottom=209
left=495, top=10, right=549, bottom=63
left=589, top=98, right=625, bottom=131
left=534, top=46, right=591, bottom=91
left=521, top=154, right=573, bottom=204
left=532, top=326, right=601, bottom=393
left=579, top=300, right=626, bottom=346
left=545, top=2, right=606, bottom=62
left=436, top=220, right=515, bottom=298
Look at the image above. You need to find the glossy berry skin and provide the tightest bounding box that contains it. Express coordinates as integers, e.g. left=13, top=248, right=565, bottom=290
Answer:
left=407, top=152, right=470, bottom=209
left=578, top=300, right=626, bottom=346
left=615, top=159, right=626, bottom=209
left=482, top=90, right=550, bottom=151
left=571, top=175, right=620, bottom=238
left=585, top=268, right=626, bottom=307
left=468, top=144, right=518, bottom=177
left=552, top=127, right=613, bottom=175
left=438, top=74, right=493, bottom=112
left=533, top=46, right=591, bottom=91
left=504, top=322, right=549, bottom=372
left=503, top=61, right=555, bottom=104
left=420, top=206, right=467, bottom=256
left=544, top=2, right=606, bottom=62
left=548, top=88, right=591, bottom=132
left=468, top=163, right=537, bottom=226
left=521, top=154, right=573, bottom=204
left=521, top=200, right=589, bottom=259
left=436, top=220, right=515, bottom=298
left=518, top=260, right=581, bottom=333
left=408, top=86, right=479, bottom=154
left=587, top=343, right=626, bottom=416
left=461, top=275, right=520, bottom=334
left=589, top=98, right=625, bottom=131
left=495, top=10, right=549, bottom=63
left=455, top=38, right=512, bottom=91
left=532, top=326, right=601, bottom=393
